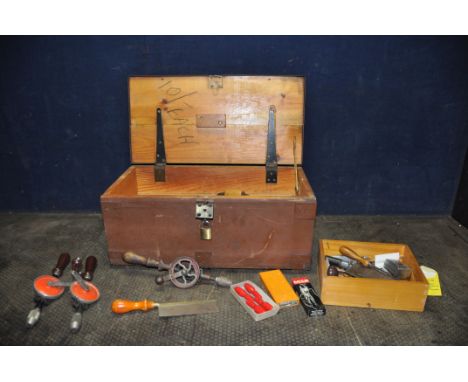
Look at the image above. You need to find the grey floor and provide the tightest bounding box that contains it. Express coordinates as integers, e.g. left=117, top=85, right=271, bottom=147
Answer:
left=0, top=213, right=467, bottom=345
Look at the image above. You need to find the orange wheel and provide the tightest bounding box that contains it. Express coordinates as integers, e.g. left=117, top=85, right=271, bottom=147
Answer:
left=33, top=275, right=65, bottom=299
left=70, top=281, right=100, bottom=304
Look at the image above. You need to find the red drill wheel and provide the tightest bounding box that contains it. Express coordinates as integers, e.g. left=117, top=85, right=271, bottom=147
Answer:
left=70, top=281, right=100, bottom=304
left=33, top=275, right=65, bottom=299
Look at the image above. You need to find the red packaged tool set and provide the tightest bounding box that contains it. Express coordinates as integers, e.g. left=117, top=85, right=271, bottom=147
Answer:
left=230, top=281, right=279, bottom=321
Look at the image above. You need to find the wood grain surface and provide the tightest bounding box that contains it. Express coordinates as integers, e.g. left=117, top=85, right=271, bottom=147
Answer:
left=318, top=240, right=428, bottom=312
left=129, top=76, right=304, bottom=164
left=103, top=165, right=314, bottom=199
left=101, top=164, right=316, bottom=270
left=101, top=196, right=316, bottom=270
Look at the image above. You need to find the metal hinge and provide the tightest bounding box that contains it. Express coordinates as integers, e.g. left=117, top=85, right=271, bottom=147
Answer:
left=154, top=108, right=166, bottom=182
left=265, top=105, right=278, bottom=183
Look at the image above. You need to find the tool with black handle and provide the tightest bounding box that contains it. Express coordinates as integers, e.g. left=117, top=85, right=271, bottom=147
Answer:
left=52, top=252, right=71, bottom=277
left=48, top=255, right=96, bottom=290
left=81, top=256, right=98, bottom=281
left=71, top=257, right=83, bottom=272
left=27, top=253, right=70, bottom=327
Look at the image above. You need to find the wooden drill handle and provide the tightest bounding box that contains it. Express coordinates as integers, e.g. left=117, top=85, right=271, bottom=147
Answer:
left=82, top=256, right=98, bottom=281
left=112, top=299, right=157, bottom=314
left=339, top=246, right=370, bottom=267
left=52, top=252, right=71, bottom=277
left=122, top=252, right=160, bottom=268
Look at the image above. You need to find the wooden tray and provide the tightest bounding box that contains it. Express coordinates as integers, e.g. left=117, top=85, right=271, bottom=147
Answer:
left=318, top=240, right=429, bottom=312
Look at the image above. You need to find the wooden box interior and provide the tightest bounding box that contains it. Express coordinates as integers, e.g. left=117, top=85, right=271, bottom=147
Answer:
left=101, top=165, right=316, bottom=270
left=103, top=165, right=314, bottom=199
left=318, top=240, right=428, bottom=312
left=129, top=76, right=305, bottom=165
left=103, top=75, right=313, bottom=200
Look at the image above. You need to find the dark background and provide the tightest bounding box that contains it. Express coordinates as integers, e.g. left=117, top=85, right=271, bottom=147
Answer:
left=0, top=36, right=467, bottom=214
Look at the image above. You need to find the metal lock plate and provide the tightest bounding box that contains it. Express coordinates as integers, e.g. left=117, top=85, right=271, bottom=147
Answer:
left=195, top=201, right=214, bottom=220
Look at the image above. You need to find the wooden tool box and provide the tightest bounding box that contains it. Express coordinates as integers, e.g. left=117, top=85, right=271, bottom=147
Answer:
left=101, top=76, right=316, bottom=269
left=319, top=240, right=429, bottom=312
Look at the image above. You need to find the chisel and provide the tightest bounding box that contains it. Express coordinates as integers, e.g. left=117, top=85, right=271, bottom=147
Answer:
left=112, top=298, right=219, bottom=317
left=339, top=246, right=393, bottom=278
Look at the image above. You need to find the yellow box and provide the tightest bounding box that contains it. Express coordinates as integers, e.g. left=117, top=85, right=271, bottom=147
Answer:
left=259, top=269, right=299, bottom=307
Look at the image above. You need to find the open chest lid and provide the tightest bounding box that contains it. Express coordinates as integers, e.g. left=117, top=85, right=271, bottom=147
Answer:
left=129, top=75, right=304, bottom=166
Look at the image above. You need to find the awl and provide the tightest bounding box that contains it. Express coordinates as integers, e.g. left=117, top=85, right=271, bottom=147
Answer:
left=112, top=298, right=219, bottom=317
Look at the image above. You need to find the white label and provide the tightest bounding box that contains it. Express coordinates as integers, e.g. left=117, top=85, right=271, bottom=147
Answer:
left=374, top=252, right=400, bottom=269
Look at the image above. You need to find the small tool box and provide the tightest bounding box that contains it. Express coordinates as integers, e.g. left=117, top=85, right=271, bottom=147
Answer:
left=101, top=76, right=316, bottom=269
left=319, top=240, right=429, bottom=312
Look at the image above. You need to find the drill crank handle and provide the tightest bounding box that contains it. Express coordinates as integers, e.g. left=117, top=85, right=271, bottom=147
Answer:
left=71, top=271, right=90, bottom=291
left=122, top=252, right=161, bottom=268
left=82, top=256, right=97, bottom=281
left=112, top=299, right=158, bottom=314
left=52, top=252, right=71, bottom=278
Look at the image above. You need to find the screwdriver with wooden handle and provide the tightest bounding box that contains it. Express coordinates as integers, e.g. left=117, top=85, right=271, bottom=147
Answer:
left=112, top=298, right=219, bottom=317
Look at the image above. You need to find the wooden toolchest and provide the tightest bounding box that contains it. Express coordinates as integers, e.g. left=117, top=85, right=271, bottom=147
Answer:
left=101, top=76, right=316, bottom=269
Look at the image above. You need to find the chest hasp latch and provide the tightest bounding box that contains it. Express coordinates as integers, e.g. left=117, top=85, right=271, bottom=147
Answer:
left=196, top=201, right=214, bottom=240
